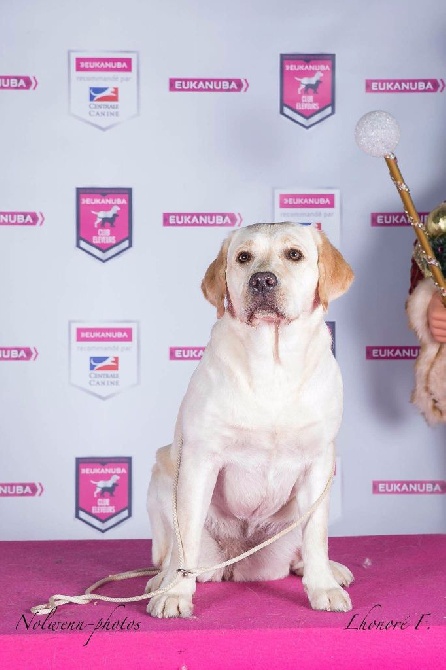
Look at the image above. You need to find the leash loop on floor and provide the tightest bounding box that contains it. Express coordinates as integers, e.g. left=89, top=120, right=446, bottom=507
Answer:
left=31, top=440, right=335, bottom=615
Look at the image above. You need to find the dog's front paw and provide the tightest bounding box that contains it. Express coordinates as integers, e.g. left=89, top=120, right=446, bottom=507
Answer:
left=145, top=571, right=195, bottom=618
left=329, top=560, right=354, bottom=587
left=308, top=586, right=352, bottom=612
left=147, top=592, right=194, bottom=618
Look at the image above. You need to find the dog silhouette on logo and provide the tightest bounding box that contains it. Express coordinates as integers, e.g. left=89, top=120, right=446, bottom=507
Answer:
left=295, top=71, right=323, bottom=94
left=92, top=205, right=120, bottom=228
left=91, top=474, right=120, bottom=497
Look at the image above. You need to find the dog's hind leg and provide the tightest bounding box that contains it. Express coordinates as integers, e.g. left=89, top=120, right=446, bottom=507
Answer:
left=231, top=527, right=300, bottom=582
left=195, top=528, right=226, bottom=583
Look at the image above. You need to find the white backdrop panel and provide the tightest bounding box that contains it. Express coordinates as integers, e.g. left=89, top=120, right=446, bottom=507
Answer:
left=0, top=0, right=444, bottom=540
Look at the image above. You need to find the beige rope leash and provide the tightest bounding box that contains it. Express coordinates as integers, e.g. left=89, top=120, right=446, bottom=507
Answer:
left=31, top=442, right=335, bottom=615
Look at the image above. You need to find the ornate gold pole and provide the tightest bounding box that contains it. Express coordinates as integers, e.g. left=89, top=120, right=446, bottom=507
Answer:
left=384, top=153, right=446, bottom=306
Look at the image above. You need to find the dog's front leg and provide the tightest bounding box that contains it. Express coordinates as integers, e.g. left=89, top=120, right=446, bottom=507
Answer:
left=147, top=443, right=220, bottom=618
left=298, top=449, right=352, bottom=612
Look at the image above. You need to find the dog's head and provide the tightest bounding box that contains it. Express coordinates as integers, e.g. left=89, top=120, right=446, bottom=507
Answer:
left=201, top=222, right=353, bottom=325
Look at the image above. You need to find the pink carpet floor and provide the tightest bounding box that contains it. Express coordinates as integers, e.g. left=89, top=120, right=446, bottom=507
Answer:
left=1, top=535, right=444, bottom=669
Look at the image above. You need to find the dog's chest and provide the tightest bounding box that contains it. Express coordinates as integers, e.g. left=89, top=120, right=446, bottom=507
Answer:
left=212, top=437, right=303, bottom=520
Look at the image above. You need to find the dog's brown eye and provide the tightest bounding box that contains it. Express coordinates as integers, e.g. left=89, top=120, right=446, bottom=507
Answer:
left=237, top=251, right=252, bottom=263
left=287, top=248, right=303, bottom=262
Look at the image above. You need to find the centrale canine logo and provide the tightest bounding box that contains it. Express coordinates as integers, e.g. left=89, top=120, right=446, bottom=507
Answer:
left=89, top=87, right=119, bottom=102
left=90, top=356, right=119, bottom=371
left=70, top=322, right=139, bottom=399
left=69, top=51, right=139, bottom=130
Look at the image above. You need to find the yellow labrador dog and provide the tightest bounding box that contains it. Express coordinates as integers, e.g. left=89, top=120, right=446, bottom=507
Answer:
left=147, top=222, right=354, bottom=618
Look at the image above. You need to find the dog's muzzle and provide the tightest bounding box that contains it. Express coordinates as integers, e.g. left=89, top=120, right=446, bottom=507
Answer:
left=246, top=272, right=285, bottom=323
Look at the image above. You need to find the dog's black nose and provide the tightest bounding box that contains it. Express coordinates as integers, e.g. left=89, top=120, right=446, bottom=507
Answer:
left=249, top=272, right=278, bottom=294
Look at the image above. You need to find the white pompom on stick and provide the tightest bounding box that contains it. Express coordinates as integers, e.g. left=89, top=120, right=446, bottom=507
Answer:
left=355, top=110, right=446, bottom=304
left=355, top=110, right=400, bottom=157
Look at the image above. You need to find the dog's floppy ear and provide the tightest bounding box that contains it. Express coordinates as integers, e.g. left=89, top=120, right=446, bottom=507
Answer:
left=316, top=231, right=354, bottom=310
left=201, top=235, right=232, bottom=318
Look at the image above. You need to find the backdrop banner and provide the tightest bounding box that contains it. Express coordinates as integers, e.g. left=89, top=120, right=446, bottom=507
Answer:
left=1, top=0, right=444, bottom=541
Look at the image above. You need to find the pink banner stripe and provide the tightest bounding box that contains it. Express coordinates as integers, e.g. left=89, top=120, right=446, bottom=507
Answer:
left=372, top=480, right=445, bottom=494
left=76, top=328, right=133, bottom=342
left=163, top=213, right=242, bottom=227
left=75, top=58, right=132, bottom=72
left=371, top=212, right=429, bottom=227
left=366, top=346, right=419, bottom=360
left=169, top=347, right=205, bottom=360
left=169, top=78, right=248, bottom=92
left=0, top=211, right=43, bottom=226
left=0, top=482, right=44, bottom=496
left=279, top=194, right=335, bottom=208
left=365, top=78, right=442, bottom=93
left=0, top=76, right=37, bottom=90
left=0, top=347, right=38, bottom=361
